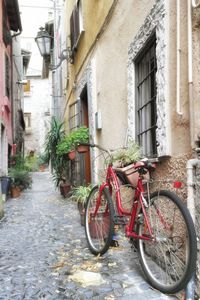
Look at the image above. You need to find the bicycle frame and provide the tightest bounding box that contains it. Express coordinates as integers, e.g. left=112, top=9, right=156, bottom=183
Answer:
left=99, top=163, right=154, bottom=242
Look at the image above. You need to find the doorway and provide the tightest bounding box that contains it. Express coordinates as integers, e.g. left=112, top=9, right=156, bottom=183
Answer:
left=80, top=86, right=91, bottom=185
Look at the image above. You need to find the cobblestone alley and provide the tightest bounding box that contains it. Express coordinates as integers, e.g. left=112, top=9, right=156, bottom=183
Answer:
left=0, top=172, right=179, bottom=300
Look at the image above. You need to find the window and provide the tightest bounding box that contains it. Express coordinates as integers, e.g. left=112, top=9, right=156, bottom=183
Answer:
left=24, top=113, right=32, bottom=134
left=5, top=55, right=10, bottom=98
left=69, top=100, right=81, bottom=131
left=70, top=0, right=83, bottom=52
left=135, top=36, right=157, bottom=157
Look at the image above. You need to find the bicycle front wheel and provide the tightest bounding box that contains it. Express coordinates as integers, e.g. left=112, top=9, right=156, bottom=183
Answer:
left=137, top=190, right=197, bottom=294
left=85, top=185, right=114, bottom=255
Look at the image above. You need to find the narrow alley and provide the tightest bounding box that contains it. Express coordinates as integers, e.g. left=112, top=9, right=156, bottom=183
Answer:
left=0, top=172, right=179, bottom=300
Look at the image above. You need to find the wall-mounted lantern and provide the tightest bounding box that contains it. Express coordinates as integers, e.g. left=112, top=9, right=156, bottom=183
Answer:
left=35, top=27, right=52, bottom=57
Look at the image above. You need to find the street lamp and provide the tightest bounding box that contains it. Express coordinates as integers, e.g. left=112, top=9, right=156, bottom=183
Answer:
left=35, top=27, right=52, bottom=57
left=35, top=27, right=73, bottom=69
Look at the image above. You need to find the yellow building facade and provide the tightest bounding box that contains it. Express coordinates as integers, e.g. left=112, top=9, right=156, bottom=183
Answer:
left=65, top=0, right=116, bottom=111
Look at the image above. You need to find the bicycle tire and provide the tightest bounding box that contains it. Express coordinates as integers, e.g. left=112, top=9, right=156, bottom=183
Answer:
left=85, top=185, right=114, bottom=255
left=137, top=190, right=197, bottom=294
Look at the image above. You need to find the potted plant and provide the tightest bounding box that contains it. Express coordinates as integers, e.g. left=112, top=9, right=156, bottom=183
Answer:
left=8, top=168, right=32, bottom=198
left=44, top=117, right=71, bottom=191
left=112, top=140, right=142, bottom=167
left=71, top=126, right=89, bottom=153
left=57, top=135, right=76, bottom=160
left=70, top=185, right=92, bottom=225
left=57, top=126, right=89, bottom=160
left=59, top=177, right=71, bottom=198
left=24, top=152, right=38, bottom=172
left=37, top=153, right=48, bottom=172
left=44, top=117, right=65, bottom=169
left=112, top=141, right=143, bottom=187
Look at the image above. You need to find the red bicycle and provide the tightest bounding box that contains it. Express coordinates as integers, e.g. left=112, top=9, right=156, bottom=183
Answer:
left=84, top=144, right=197, bottom=294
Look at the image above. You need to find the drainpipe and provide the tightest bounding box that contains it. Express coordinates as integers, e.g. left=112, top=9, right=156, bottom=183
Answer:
left=185, top=149, right=200, bottom=299
left=176, top=0, right=182, bottom=115
left=188, top=0, right=195, bottom=148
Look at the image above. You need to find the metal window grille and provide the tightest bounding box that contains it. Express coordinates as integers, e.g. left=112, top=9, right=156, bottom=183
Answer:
left=69, top=100, right=82, bottom=186
left=69, top=100, right=81, bottom=131
left=135, top=37, right=157, bottom=157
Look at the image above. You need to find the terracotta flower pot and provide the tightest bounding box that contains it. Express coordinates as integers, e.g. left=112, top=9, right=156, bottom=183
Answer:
left=68, top=150, right=76, bottom=160
left=60, top=182, right=71, bottom=198
left=39, top=164, right=45, bottom=172
left=10, top=186, right=21, bottom=198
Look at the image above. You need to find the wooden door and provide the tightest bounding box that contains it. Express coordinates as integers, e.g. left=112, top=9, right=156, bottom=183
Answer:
left=80, top=87, right=91, bottom=185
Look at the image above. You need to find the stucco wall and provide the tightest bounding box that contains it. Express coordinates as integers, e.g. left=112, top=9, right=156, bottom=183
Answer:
left=86, top=0, right=156, bottom=150
left=167, top=0, right=190, bottom=156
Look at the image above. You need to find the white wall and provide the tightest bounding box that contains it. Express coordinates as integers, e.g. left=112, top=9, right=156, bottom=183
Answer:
left=23, top=77, right=51, bottom=154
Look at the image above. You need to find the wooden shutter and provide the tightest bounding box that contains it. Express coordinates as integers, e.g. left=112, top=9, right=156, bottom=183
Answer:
left=70, top=2, right=80, bottom=51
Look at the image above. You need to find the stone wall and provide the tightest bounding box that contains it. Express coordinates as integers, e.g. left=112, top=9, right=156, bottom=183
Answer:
left=150, top=153, right=192, bottom=200
left=154, top=154, right=200, bottom=296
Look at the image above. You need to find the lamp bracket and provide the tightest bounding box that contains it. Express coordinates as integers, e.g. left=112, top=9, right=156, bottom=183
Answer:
left=50, top=47, right=73, bottom=70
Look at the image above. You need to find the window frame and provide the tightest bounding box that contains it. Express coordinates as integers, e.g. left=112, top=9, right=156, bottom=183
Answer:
left=135, top=34, right=157, bottom=157
left=70, top=0, right=84, bottom=53
left=69, top=100, right=81, bottom=131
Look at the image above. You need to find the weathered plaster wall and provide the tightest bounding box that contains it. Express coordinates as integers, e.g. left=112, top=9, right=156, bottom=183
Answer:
left=192, top=7, right=200, bottom=145
left=90, top=0, right=156, bottom=150
left=167, top=0, right=190, bottom=156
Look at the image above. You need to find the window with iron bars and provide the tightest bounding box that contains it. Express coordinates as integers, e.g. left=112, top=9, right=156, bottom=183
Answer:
left=135, top=35, right=157, bottom=157
left=69, top=100, right=82, bottom=186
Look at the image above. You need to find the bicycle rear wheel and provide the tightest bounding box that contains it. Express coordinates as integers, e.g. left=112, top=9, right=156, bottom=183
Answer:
left=85, top=185, right=114, bottom=255
left=137, top=190, right=197, bottom=294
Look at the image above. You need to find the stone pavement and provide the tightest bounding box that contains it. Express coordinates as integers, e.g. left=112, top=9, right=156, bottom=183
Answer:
left=0, top=172, right=181, bottom=300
